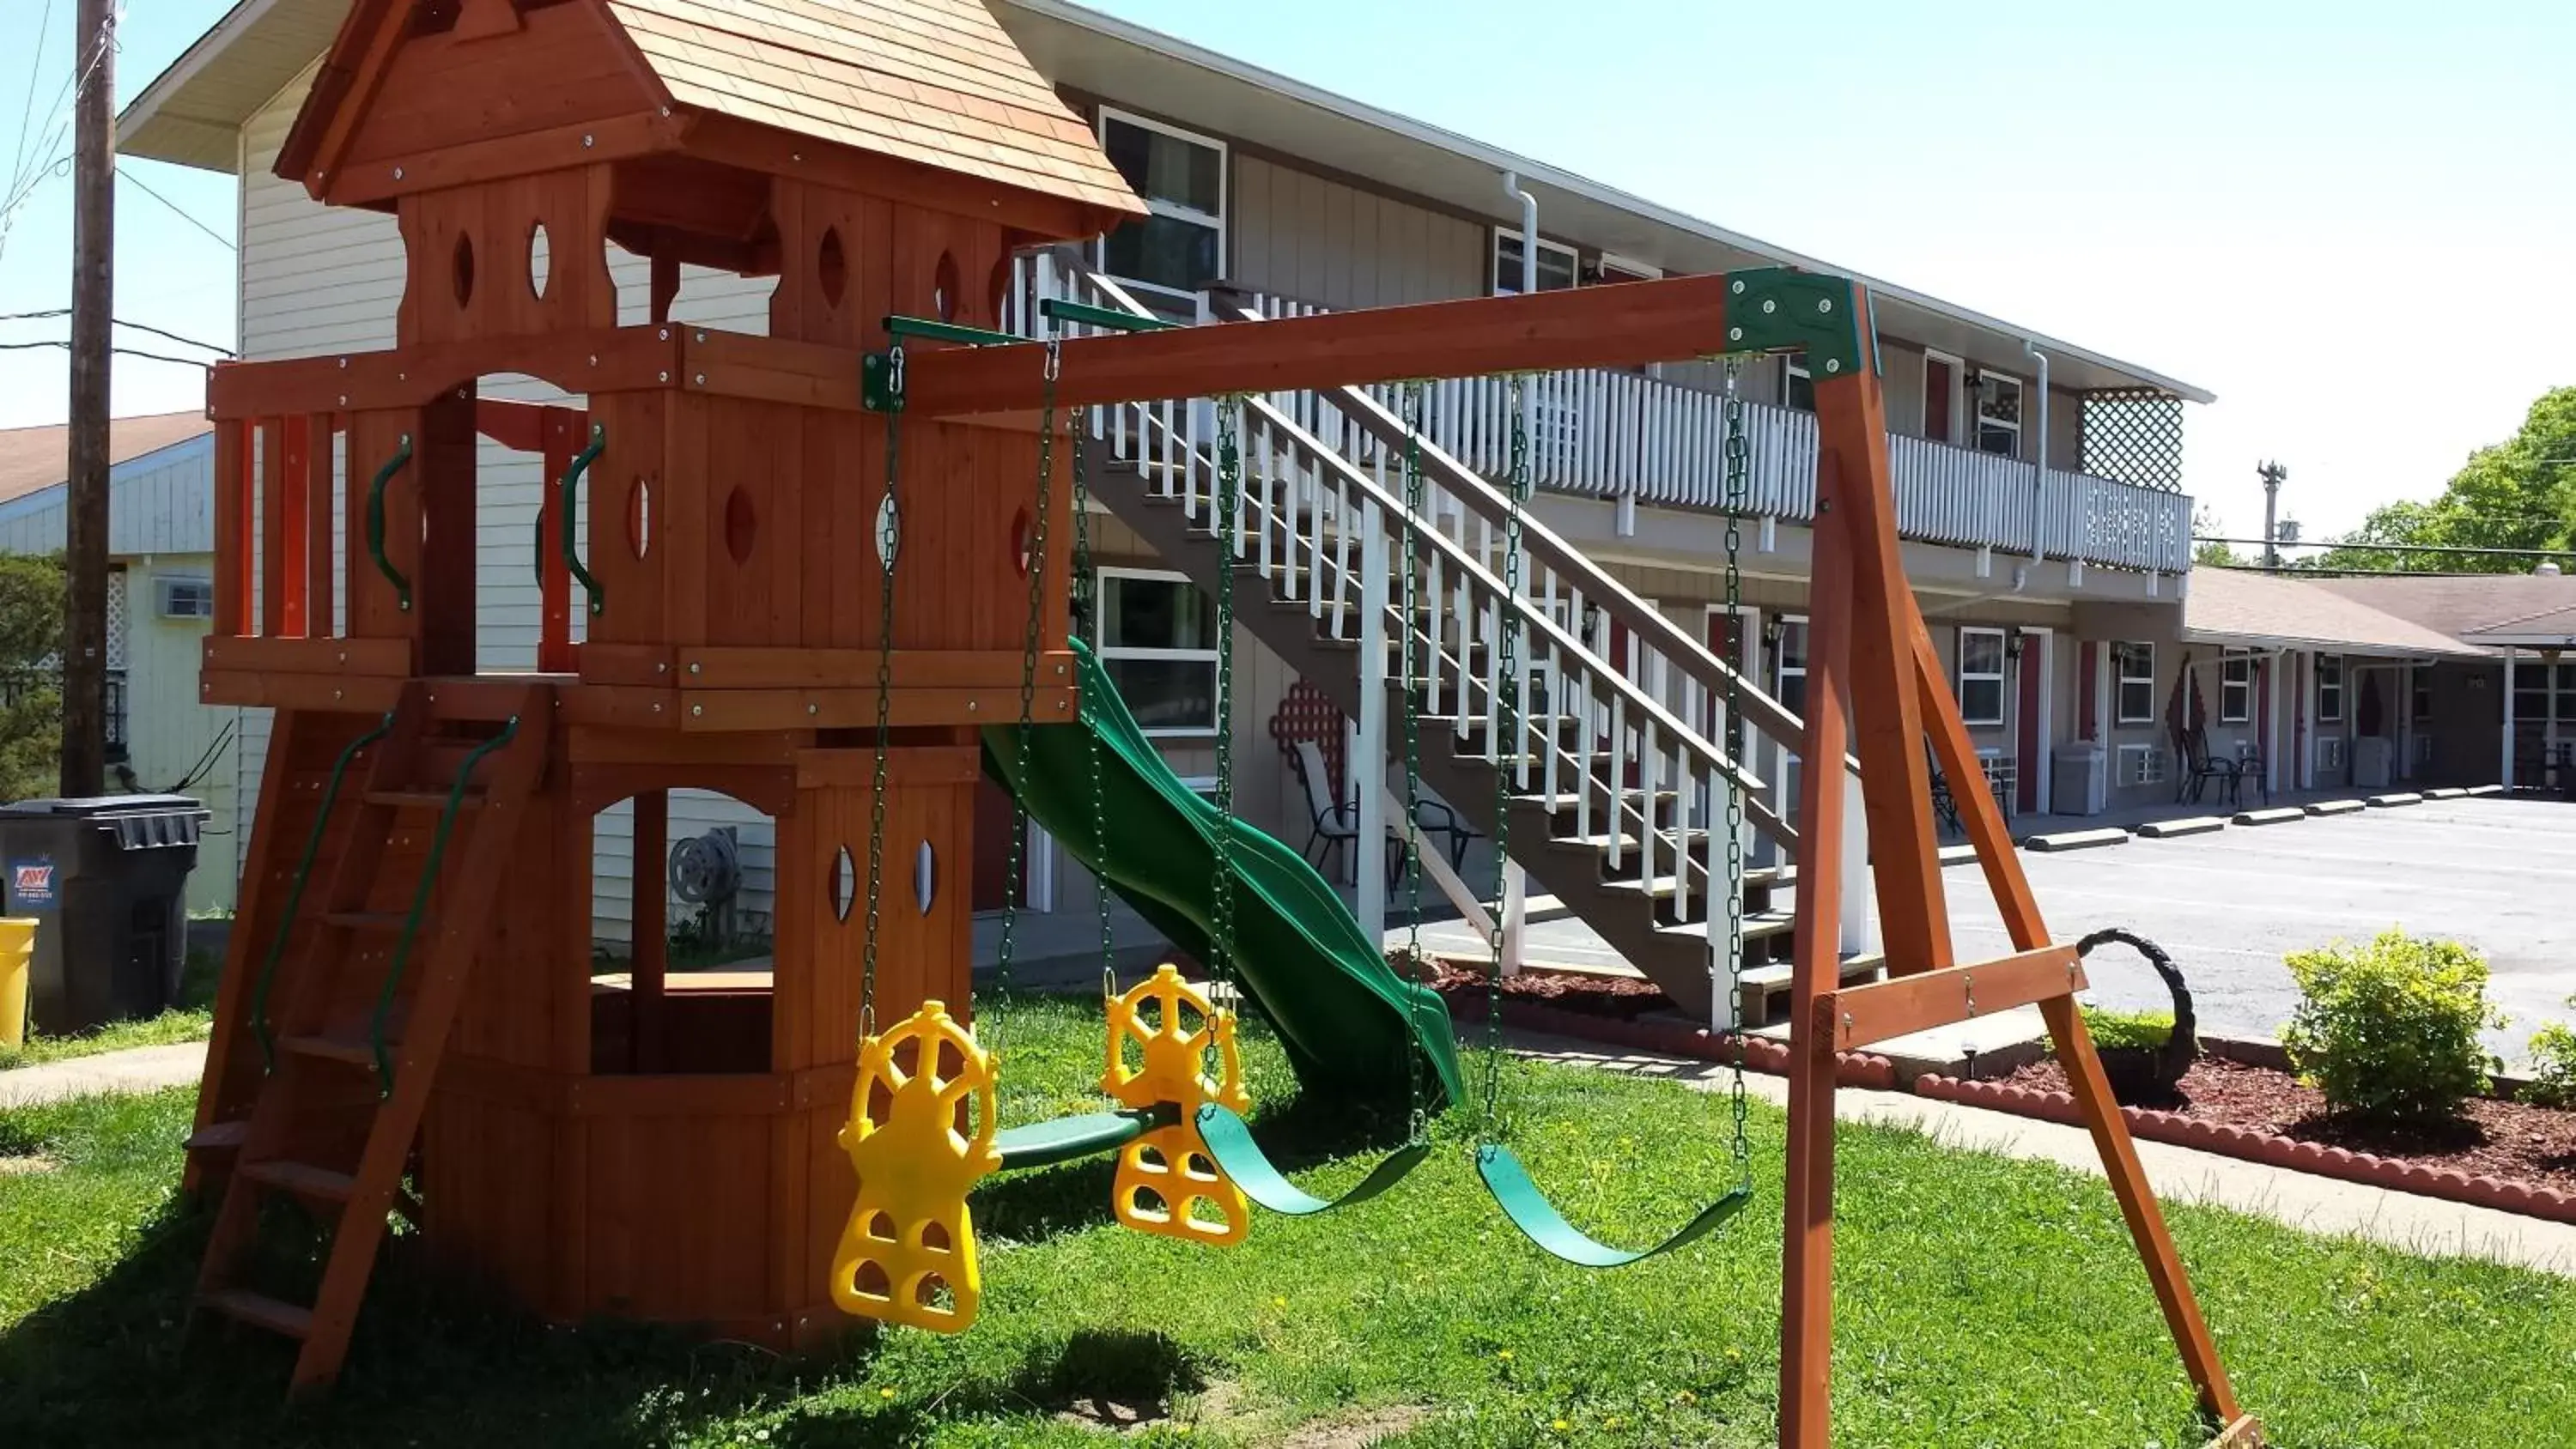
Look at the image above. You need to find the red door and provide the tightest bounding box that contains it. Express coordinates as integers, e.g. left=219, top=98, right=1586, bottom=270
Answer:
left=2015, top=634, right=2044, bottom=813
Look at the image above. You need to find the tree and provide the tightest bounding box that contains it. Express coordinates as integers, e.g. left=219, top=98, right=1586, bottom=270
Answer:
left=2313, top=387, right=2576, bottom=573
left=0, top=554, right=67, bottom=803
left=2191, top=504, right=2245, bottom=567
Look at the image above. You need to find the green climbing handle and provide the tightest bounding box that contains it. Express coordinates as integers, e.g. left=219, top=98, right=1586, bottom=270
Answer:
left=558, top=423, right=607, bottom=616
left=370, top=714, right=518, bottom=1095
left=252, top=712, right=395, bottom=1073
left=363, top=433, right=416, bottom=612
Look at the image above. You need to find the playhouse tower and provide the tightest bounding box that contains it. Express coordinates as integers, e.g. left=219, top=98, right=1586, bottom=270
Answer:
left=185, top=0, right=1140, bottom=1389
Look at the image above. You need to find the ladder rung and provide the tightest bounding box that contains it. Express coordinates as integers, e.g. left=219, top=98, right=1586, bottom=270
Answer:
left=320, top=911, right=408, bottom=933
left=185, top=1120, right=249, bottom=1153
left=241, top=1159, right=359, bottom=1203
left=281, top=1033, right=379, bottom=1067
left=200, top=1288, right=314, bottom=1341
left=364, top=789, right=483, bottom=811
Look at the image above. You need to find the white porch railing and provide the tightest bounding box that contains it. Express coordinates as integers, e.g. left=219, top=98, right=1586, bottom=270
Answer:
left=1212, top=288, right=2190, bottom=574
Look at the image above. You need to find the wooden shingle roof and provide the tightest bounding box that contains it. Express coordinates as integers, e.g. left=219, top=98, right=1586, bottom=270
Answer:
left=606, top=0, right=1140, bottom=216
left=280, top=0, right=1139, bottom=231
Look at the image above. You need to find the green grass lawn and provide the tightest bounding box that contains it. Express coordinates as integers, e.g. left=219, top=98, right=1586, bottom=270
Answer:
left=4, top=994, right=2574, bottom=1447
left=0, top=944, right=220, bottom=1070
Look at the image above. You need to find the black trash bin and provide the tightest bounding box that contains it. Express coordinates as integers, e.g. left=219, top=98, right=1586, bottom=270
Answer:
left=0, top=794, right=210, bottom=1036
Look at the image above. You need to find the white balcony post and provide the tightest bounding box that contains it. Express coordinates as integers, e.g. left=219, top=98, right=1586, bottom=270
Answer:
left=1838, top=764, right=1875, bottom=957
left=1354, top=496, right=1389, bottom=940
left=2502, top=646, right=2518, bottom=790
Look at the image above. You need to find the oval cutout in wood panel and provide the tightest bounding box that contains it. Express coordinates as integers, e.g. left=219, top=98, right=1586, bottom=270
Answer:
left=724, top=486, right=756, bottom=564
left=818, top=226, right=848, bottom=311
left=453, top=231, right=476, bottom=308
left=829, top=845, right=855, bottom=923
left=933, top=251, right=959, bottom=322
left=627, top=476, right=652, bottom=560
left=528, top=221, right=550, bottom=300
left=913, top=840, right=935, bottom=916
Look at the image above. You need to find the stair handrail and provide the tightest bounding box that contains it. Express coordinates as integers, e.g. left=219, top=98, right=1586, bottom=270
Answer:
left=1188, top=288, right=1863, bottom=782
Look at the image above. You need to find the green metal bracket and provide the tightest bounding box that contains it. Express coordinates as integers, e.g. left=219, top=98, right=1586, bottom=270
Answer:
left=363, top=433, right=416, bottom=612
left=252, top=712, right=395, bottom=1074
left=1716, top=267, right=1878, bottom=380
left=864, top=314, right=1041, bottom=413
left=371, top=714, right=519, bottom=1097
left=1039, top=298, right=1176, bottom=334
left=558, top=422, right=607, bottom=616
left=884, top=314, right=1022, bottom=348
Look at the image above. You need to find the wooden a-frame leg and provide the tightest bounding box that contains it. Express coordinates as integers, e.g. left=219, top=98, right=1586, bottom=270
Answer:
left=1911, top=614, right=2244, bottom=1428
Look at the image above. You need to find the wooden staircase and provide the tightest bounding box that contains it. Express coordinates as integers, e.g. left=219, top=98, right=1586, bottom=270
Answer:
left=191, top=682, right=550, bottom=1391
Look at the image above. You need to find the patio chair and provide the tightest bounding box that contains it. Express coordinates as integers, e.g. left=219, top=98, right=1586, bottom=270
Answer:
left=1923, top=740, right=1965, bottom=838
left=2232, top=743, right=2269, bottom=807
left=2177, top=728, right=2240, bottom=808
left=1289, top=739, right=1403, bottom=890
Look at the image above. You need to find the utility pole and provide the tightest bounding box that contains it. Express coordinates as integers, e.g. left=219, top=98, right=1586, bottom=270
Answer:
left=2257, top=460, right=2287, bottom=571
left=62, top=0, right=116, bottom=797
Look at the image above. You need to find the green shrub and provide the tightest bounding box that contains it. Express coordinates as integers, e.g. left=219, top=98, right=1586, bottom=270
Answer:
left=2521, top=1009, right=2576, bottom=1109
left=2281, top=929, right=2504, bottom=1125
left=2070, top=1006, right=2174, bottom=1052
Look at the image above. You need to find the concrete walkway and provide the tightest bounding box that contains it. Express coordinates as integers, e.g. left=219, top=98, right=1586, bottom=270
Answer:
left=0, top=1041, right=207, bottom=1110
left=1518, top=1034, right=2576, bottom=1278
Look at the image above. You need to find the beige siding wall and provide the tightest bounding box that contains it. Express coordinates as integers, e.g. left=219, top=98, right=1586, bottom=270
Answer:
left=1228, top=155, right=1484, bottom=310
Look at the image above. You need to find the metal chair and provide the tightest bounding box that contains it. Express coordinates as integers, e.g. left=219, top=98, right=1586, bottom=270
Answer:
left=1288, top=739, right=1402, bottom=890
left=2177, top=728, right=2240, bottom=808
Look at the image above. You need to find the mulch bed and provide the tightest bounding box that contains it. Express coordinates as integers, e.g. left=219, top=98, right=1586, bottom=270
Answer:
left=1997, top=1056, right=2576, bottom=1197
left=1418, top=958, right=1670, bottom=1019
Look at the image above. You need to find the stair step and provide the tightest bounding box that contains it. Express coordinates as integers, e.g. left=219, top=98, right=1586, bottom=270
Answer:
left=241, top=1158, right=360, bottom=1203
left=199, top=1288, right=314, bottom=1341
left=1740, top=951, right=1888, bottom=994
left=363, top=789, right=483, bottom=812
left=320, top=911, right=408, bottom=933
left=1657, top=909, right=1797, bottom=943
left=279, top=1033, right=381, bottom=1068
left=185, top=1120, right=249, bottom=1153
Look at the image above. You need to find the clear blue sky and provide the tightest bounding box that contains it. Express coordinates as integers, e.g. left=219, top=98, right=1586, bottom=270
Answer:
left=3, top=0, right=2567, bottom=540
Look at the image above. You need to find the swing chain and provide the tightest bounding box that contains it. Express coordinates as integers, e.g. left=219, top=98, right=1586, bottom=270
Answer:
left=1066, top=369, right=1116, bottom=1003
left=1210, top=397, right=1243, bottom=986
left=1400, top=381, right=1429, bottom=1144
left=1482, top=376, right=1531, bottom=1131
left=993, top=337, right=1062, bottom=1062
left=860, top=342, right=906, bottom=1043
left=1721, top=357, right=1752, bottom=1185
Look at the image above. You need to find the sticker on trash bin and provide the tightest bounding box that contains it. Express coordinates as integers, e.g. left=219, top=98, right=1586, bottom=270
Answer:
left=9, top=858, right=56, bottom=911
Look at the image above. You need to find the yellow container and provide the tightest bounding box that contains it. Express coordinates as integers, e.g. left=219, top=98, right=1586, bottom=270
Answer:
left=0, top=917, right=33, bottom=1049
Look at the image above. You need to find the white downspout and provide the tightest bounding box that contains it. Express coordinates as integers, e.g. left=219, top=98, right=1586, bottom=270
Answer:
left=2023, top=340, right=2050, bottom=564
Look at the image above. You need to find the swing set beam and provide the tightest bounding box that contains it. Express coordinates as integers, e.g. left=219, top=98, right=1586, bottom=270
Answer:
left=899, top=265, right=2257, bottom=1448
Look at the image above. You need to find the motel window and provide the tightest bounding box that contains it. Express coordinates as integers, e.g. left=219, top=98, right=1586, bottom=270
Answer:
left=1975, top=371, right=2024, bottom=458
left=2114, top=641, right=2156, bottom=724
left=2316, top=654, right=2344, bottom=724
left=1095, top=569, right=1220, bottom=737
left=1772, top=615, right=1810, bottom=718
left=1492, top=229, right=1578, bottom=295
left=2412, top=667, right=2433, bottom=723
left=1782, top=354, right=1815, bottom=413
left=1956, top=627, right=2007, bottom=726
left=2220, top=652, right=2253, bottom=724
left=1097, top=110, right=1226, bottom=322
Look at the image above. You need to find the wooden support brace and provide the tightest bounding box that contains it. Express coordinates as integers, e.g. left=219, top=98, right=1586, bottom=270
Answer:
left=1819, top=943, right=2084, bottom=1052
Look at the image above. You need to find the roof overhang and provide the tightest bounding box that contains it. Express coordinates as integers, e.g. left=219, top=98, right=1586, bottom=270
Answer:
left=994, top=0, right=2213, bottom=403
left=2178, top=626, right=2487, bottom=660
left=126, top=0, right=2212, bottom=403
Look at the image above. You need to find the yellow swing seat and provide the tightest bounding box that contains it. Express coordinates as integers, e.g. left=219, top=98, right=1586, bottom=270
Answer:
left=1101, top=964, right=1252, bottom=1246
left=830, top=999, right=1001, bottom=1333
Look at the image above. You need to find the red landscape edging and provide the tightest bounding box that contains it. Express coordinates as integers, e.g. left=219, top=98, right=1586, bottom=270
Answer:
left=1912, top=1075, right=2576, bottom=1224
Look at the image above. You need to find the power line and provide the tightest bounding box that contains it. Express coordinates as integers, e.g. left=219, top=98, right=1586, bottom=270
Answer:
left=0, top=338, right=214, bottom=369
left=118, top=167, right=234, bottom=251
left=0, top=311, right=235, bottom=357
left=2194, top=535, right=2576, bottom=560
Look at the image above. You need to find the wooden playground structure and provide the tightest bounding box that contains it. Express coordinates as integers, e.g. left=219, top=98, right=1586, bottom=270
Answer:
left=179, top=2, right=2259, bottom=1444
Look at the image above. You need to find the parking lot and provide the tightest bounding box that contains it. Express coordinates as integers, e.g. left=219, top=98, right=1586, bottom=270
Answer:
left=1439, top=795, right=2576, bottom=1060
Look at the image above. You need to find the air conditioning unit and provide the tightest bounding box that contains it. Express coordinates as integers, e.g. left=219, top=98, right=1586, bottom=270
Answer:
left=155, top=576, right=215, bottom=619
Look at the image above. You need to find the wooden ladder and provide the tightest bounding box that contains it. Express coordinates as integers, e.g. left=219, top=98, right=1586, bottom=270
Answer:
left=192, top=681, right=550, bottom=1391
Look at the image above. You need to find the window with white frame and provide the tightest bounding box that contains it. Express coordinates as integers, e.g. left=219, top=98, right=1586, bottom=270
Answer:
left=1956, top=627, right=2007, bottom=726
left=2114, top=641, right=2156, bottom=724
left=1594, top=252, right=1662, bottom=284
left=2315, top=653, right=2345, bottom=723
left=1772, top=615, right=1810, bottom=718
left=2220, top=651, right=2253, bottom=724
left=1094, top=569, right=1220, bottom=737
left=1492, top=229, right=1577, bottom=295
left=2116, top=743, right=2166, bottom=788
left=2411, top=667, right=2434, bottom=723
left=1973, top=369, right=2024, bottom=458
left=1782, top=354, right=1814, bottom=413
left=1097, top=110, right=1225, bottom=322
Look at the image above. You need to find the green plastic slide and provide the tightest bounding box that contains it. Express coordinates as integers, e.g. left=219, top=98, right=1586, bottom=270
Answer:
left=981, top=640, right=1464, bottom=1109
